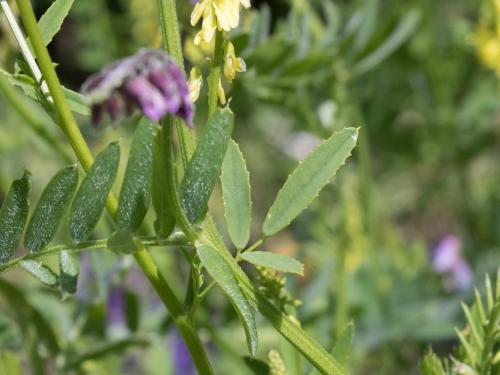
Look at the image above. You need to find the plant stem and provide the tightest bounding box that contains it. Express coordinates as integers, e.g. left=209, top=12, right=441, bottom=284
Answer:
left=208, top=31, right=225, bottom=115
left=14, top=1, right=213, bottom=373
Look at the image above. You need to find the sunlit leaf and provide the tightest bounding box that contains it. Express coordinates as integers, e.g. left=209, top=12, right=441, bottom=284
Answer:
left=263, top=128, right=358, bottom=236
left=197, top=244, right=258, bottom=355
left=221, top=140, right=252, bottom=249
left=25, top=166, right=78, bottom=253
left=70, top=143, right=120, bottom=244
left=0, top=172, right=30, bottom=264
left=20, top=260, right=58, bottom=287
left=38, top=0, right=76, bottom=46
left=181, top=108, right=234, bottom=223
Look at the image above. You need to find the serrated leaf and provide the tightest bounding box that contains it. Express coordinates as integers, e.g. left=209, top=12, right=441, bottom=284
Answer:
left=38, top=0, right=76, bottom=46
left=263, top=128, right=358, bottom=236
left=0, top=172, right=30, bottom=264
left=20, top=260, right=58, bottom=287
left=221, top=140, right=252, bottom=249
left=117, top=120, right=153, bottom=232
left=197, top=244, right=258, bottom=355
left=70, top=143, right=120, bottom=244
left=107, top=230, right=139, bottom=254
left=24, top=166, right=78, bottom=253
left=240, top=251, right=303, bottom=275
left=151, top=124, right=175, bottom=238
left=181, top=108, right=234, bottom=223
left=60, top=250, right=79, bottom=296
left=331, top=322, right=354, bottom=369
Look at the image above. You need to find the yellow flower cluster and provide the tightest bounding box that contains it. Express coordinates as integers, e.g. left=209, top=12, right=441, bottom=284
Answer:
left=473, top=0, right=500, bottom=76
left=191, top=0, right=251, bottom=45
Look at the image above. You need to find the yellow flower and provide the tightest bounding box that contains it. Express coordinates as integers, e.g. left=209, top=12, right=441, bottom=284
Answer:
left=188, top=67, right=203, bottom=102
left=191, top=0, right=251, bottom=45
left=218, top=78, right=227, bottom=105
left=223, top=41, right=246, bottom=81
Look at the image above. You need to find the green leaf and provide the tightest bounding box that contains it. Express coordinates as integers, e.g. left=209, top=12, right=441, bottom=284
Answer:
left=221, top=140, right=252, bottom=249
left=181, top=108, right=234, bottom=223
left=38, top=0, right=76, bottom=46
left=70, top=142, right=120, bottom=244
left=263, top=127, right=358, bottom=237
left=0, top=172, right=30, bottom=264
left=24, top=166, right=78, bottom=253
left=152, top=125, right=175, bottom=238
left=0, top=352, right=23, bottom=375
left=243, top=356, right=271, bottom=375
left=331, top=322, right=354, bottom=370
left=117, top=120, right=154, bottom=232
left=60, top=250, right=79, bottom=297
left=420, top=350, right=447, bottom=375
left=354, top=10, right=420, bottom=75
left=107, top=230, right=139, bottom=254
left=20, top=260, right=58, bottom=287
left=197, top=244, right=258, bottom=355
left=240, top=251, right=303, bottom=275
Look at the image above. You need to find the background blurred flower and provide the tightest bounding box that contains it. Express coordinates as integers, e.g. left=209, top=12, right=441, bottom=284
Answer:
left=81, top=49, right=193, bottom=126
left=432, top=235, right=472, bottom=291
left=171, top=330, right=195, bottom=375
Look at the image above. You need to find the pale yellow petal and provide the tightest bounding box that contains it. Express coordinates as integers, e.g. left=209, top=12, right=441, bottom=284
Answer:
left=218, top=79, right=227, bottom=105
left=191, top=0, right=208, bottom=26
left=188, top=67, right=203, bottom=102
left=213, top=0, right=240, bottom=31
left=240, top=0, right=251, bottom=8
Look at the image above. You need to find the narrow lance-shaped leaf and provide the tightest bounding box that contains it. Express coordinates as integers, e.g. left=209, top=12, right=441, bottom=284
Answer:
left=197, top=244, right=258, bottom=356
left=117, top=120, right=154, bottom=232
left=60, top=250, right=79, bottom=297
left=70, top=143, right=120, bottom=244
left=239, top=251, right=303, bottom=275
left=221, top=140, right=252, bottom=249
left=0, top=172, right=30, bottom=264
left=24, top=166, right=78, bottom=253
left=152, top=123, right=175, bottom=238
left=20, top=260, right=58, bottom=287
left=181, top=108, right=234, bottom=223
left=263, top=128, right=358, bottom=237
left=331, top=322, right=354, bottom=370
left=38, top=0, right=76, bottom=46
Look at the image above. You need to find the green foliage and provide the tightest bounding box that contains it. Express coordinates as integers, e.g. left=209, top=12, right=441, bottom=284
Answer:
left=70, top=142, right=120, bottom=244
left=240, top=251, right=303, bottom=275
left=37, top=0, right=75, bottom=46
left=24, top=165, right=78, bottom=253
left=107, top=230, right=139, bottom=254
left=221, top=140, right=252, bottom=249
left=20, top=260, right=59, bottom=287
left=263, top=128, right=358, bottom=236
left=0, top=172, right=30, bottom=264
left=181, top=108, right=234, bottom=224
left=331, top=322, right=354, bottom=370
left=197, top=243, right=258, bottom=356
left=117, top=120, right=154, bottom=232
left=59, top=250, right=79, bottom=297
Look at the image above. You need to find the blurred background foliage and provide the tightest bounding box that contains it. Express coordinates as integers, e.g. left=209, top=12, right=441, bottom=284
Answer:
left=0, top=0, right=499, bottom=374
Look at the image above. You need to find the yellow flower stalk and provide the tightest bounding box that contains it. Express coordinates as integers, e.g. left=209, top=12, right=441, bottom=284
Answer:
left=191, top=0, right=251, bottom=45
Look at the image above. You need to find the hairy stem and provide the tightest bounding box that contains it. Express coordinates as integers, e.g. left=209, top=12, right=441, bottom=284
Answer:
left=14, top=1, right=212, bottom=373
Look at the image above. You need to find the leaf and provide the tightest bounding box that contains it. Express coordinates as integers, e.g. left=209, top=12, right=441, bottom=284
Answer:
left=0, top=352, right=23, bottom=375
left=117, top=120, right=154, bottom=232
left=197, top=244, right=258, bottom=355
left=0, top=172, right=30, bottom=264
left=151, top=125, right=175, bottom=238
left=221, top=140, right=252, bottom=249
left=420, top=351, right=447, bottom=375
left=60, top=250, right=79, bottom=297
left=24, top=166, right=78, bottom=253
left=181, top=108, right=234, bottom=223
left=38, top=0, right=76, bottom=46
left=263, top=128, right=358, bottom=236
left=243, top=356, right=271, bottom=375
left=107, top=230, right=139, bottom=254
left=331, top=322, right=354, bottom=370
left=240, top=251, right=303, bottom=275
left=20, top=260, right=58, bottom=287
left=354, top=9, right=420, bottom=75
left=70, top=142, right=120, bottom=244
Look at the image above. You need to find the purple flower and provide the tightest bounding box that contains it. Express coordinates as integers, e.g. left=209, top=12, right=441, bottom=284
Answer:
left=107, top=287, right=126, bottom=328
left=431, top=235, right=472, bottom=291
left=171, top=330, right=195, bottom=375
left=81, top=49, right=193, bottom=127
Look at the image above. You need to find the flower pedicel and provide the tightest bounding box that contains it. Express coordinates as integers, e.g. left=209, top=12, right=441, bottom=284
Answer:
left=81, top=49, right=194, bottom=127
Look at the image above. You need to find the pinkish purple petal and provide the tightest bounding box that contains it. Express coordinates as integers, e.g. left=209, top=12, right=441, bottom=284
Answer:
left=125, top=77, right=169, bottom=122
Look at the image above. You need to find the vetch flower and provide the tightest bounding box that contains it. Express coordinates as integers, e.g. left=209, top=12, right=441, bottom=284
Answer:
left=191, top=0, right=251, bottom=45
left=223, top=41, right=246, bottom=81
left=188, top=67, right=203, bottom=102
left=81, top=49, right=194, bottom=127
left=431, top=235, right=472, bottom=291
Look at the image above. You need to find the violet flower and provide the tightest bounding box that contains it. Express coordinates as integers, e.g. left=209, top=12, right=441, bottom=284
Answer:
left=431, top=235, right=472, bottom=291
left=171, top=330, right=195, bottom=375
left=81, top=49, right=193, bottom=127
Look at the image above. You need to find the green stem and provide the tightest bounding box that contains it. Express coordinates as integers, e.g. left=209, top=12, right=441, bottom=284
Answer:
left=14, top=1, right=213, bottom=373
left=208, top=31, right=225, bottom=115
